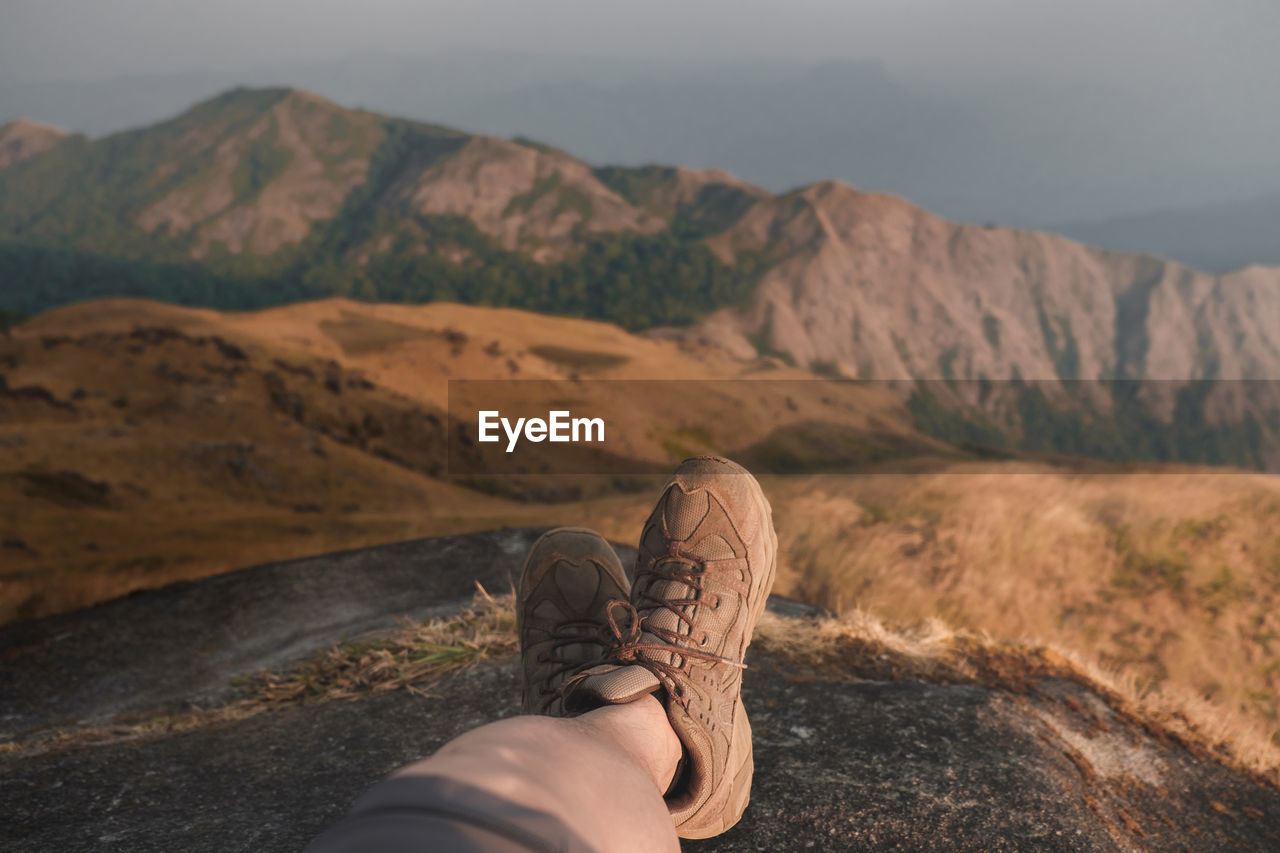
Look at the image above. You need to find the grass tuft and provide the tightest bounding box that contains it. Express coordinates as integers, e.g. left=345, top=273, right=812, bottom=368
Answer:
left=254, top=584, right=517, bottom=703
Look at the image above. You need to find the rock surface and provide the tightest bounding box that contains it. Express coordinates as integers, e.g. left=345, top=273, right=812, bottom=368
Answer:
left=4, top=530, right=1280, bottom=852
left=0, top=528, right=551, bottom=736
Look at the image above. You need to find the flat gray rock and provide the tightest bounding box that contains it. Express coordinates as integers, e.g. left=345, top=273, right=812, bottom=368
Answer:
left=5, top=655, right=1279, bottom=852
left=0, top=528, right=562, bottom=736
left=3, top=530, right=1278, bottom=852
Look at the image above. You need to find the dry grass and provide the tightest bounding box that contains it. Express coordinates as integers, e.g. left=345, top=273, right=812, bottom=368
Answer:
left=753, top=609, right=1280, bottom=786
left=253, top=584, right=517, bottom=704
left=5, top=298, right=1278, bottom=784
left=1, top=587, right=518, bottom=757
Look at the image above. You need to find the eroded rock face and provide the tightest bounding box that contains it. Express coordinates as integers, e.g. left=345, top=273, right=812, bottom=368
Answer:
left=3, top=531, right=1279, bottom=852
left=398, top=136, right=665, bottom=260
left=701, top=181, right=1280, bottom=387
left=134, top=90, right=387, bottom=257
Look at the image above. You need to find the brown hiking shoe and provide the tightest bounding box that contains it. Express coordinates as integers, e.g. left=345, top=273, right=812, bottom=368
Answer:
left=565, top=457, right=778, bottom=839
left=517, top=527, right=631, bottom=716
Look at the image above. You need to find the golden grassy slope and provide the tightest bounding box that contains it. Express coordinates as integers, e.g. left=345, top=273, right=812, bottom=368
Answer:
left=1, top=297, right=917, bottom=622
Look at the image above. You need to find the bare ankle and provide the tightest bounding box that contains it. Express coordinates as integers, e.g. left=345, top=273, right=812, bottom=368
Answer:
left=577, top=695, right=682, bottom=794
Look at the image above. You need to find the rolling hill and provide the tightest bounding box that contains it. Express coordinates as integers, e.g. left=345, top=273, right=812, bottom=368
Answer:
left=4, top=296, right=1280, bottom=751
left=0, top=296, right=930, bottom=624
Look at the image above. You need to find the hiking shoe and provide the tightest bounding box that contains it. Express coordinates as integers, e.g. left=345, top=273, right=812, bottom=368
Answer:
left=565, top=457, right=778, bottom=838
left=517, top=527, right=631, bottom=716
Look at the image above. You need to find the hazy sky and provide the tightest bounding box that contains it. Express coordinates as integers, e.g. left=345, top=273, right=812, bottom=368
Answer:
left=3, top=0, right=1278, bottom=91
left=3, top=0, right=1278, bottom=229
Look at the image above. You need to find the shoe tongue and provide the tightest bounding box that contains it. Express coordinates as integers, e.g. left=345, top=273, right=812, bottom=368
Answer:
left=565, top=664, right=661, bottom=711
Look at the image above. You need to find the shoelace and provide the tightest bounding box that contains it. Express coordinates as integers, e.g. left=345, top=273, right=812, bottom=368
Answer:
left=603, top=554, right=746, bottom=708
left=536, top=618, right=609, bottom=687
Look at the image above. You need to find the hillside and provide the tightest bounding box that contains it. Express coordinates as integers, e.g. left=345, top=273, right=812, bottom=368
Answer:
left=5, top=531, right=1279, bottom=852
left=0, top=87, right=766, bottom=330
left=568, top=469, right=1280, bottom=759
left=688, top=181, right=1280, bottom=467
left=4, top=296, right=1280, bottom=748
left=0, top=119, right=67, bottom=169
left=0, top=296, right=932, bottom=624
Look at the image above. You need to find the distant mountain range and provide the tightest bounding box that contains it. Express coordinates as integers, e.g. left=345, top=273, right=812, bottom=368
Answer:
left=1, top=87, right=1278, bottom=469
left=1053, top=192, right=1280, bottom=273
left=5, top=53, right=1279, bottom=234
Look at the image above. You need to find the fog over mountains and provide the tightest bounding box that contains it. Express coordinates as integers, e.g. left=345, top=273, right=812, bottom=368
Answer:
left=3, top=51, right=1279, bottom=260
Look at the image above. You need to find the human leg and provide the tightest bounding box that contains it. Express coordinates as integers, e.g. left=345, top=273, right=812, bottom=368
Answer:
left=306, top=527, right=683, bottom=853
left=389, top=695, right=681, bottom=852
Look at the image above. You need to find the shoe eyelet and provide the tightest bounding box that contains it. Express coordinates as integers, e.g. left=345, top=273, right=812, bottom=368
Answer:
left=698, top=633, right=708, bottom=647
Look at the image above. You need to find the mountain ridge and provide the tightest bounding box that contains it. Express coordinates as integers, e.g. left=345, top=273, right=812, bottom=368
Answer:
left=2, top=86, right=1279, bottom=469
left=0, top=118, right=67, bottom=169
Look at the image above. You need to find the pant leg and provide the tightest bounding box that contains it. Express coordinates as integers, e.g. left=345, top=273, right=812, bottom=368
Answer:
left=305, top=774, right=601, bottom=853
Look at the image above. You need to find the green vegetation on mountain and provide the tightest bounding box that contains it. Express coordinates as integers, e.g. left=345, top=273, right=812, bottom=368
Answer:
left=0, top=223, right=763, bottom=331
left=0, top=89, right=764, bottom=330
left=595, top=165, right=761, bottom=238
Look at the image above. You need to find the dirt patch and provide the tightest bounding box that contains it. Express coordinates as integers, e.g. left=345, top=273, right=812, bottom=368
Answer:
left=527, top=344, right=631, bottom=372
left=319, top=312, right=439, bottom=356
left=14, top=469, right=112, bottom=507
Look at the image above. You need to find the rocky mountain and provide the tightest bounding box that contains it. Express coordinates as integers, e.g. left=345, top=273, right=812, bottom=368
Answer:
left=0, top=87, right=765, bottom=330
left=696, top=181, right=1280, bottom=383
left=690, top=181, right=1280, bottom=467
left=6, top=54, right=1278, bottom=232
left=0, top=86, right=755, bottom=264
left=2, top=87, right=1278, bottom=467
